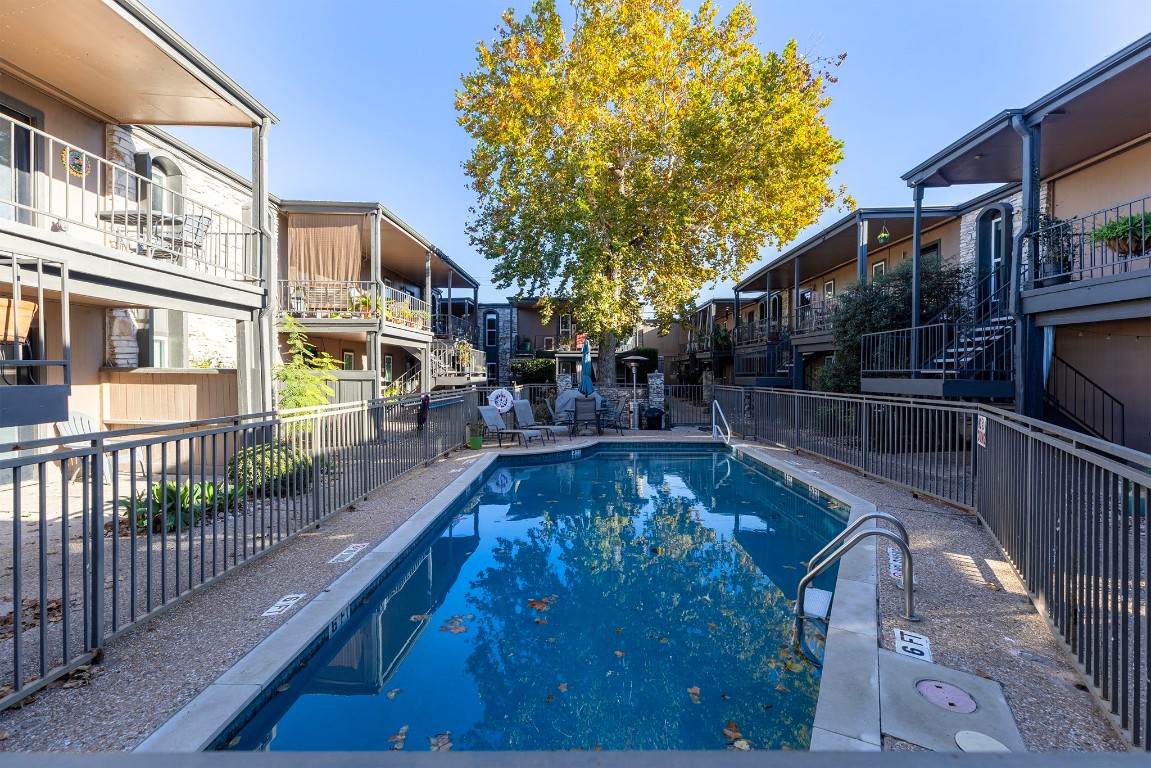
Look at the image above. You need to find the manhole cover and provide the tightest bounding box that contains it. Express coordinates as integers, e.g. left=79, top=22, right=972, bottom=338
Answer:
left=916, top=679, right=977, bottom=713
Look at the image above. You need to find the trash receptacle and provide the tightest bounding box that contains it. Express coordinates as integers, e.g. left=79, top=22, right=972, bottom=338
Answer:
left=643, top=407, right=665, bottom=430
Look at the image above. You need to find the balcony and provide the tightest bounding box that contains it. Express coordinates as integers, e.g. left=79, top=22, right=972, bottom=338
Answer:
left=1, top=253, right=71, bottom=427
left=279, top=280, right=380, bottom=321
left=793, top=298, right=839, bottom=337
left=733, top=342, right=793, bottom=387
left=734, top=318, right=791, bottom=347
left=433, top=315, right=479, bottom=345
left=431, top=340, right=487, bottom=387
left=381, top=286, right=432, bottom=334
left=1024, top=195, right=1150, bottom=291
left=0, top=116, right=258, bottom=284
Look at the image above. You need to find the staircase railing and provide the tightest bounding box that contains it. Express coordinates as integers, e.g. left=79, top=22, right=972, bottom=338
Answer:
left=862, top=270, right=1014, bottom=379
left=1045, top=355, right=1125, bottom=444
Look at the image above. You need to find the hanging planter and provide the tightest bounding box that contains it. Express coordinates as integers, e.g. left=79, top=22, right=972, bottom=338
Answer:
left=876, top=223, right=891, bottom=245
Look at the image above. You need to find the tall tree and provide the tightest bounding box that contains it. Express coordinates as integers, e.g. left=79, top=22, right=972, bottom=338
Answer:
left=457, top=0, right=851, bottom=380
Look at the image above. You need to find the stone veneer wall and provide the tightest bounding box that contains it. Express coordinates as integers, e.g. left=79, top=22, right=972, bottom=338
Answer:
left=484, top=306, right=516, bottom=385
left=956, top=187, right=1047, bottom=269
left=105, top=309, right=139, bottom=367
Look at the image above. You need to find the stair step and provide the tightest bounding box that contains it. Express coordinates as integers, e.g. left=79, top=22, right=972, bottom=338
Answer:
left=796, top=586, right=833, bottom=621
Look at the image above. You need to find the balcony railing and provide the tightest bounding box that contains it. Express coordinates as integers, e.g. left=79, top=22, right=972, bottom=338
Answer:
left=1025, top=194, right=1151, bottom=288
left=431, top=340, right=486, bottom=379
left=0, top=115, right=258, bottom=282
left=433, top=314, right=478, bottom=344
left=734, top=317, right=790, bottom=346
left=793, top=298, right=839, bottom=336
left=524, top=334, right=598, bottom=353
left=278, top=280, right=379, bottom=319
left=381, top=285, right=431, bottom=332
left=734, top=343, right=792, bottom=379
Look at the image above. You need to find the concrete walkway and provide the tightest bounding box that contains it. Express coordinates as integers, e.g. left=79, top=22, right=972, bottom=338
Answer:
left=0, top=431, right=1127, bottom=752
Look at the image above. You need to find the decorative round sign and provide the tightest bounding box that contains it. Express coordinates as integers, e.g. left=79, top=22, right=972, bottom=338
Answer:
left=61, top=148, right=91, bottom=178
left=488, top=388, right=514, bottom=414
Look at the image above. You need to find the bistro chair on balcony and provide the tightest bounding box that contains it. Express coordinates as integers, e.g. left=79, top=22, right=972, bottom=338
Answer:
left=154, top=214, right=212, bottom=263
left=512, top=399, right=569, bottom=442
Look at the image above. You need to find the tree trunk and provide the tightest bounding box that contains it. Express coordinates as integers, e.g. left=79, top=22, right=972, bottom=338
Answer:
left=596, top=331, right=617, bottom=389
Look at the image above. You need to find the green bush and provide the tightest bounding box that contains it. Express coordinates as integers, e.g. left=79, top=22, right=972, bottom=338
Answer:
left=118, top=480, right=243, bottom=533
left=509, top=357, right=556, bottom=384
left=227, top=442, right=313, bottom=497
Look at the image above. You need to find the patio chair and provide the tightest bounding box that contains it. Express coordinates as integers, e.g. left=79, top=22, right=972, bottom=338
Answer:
left=571, top=396, right=601, bottom=437
left=478, top=405, right=542, bottom=448
left=598, top=399, right=629, bottom=436
left=512, top=399, right=569, bottom=442
left=545, top=398, right=572, bottom=427
left=55, top=412, right=147, bottom=483
left=154, top=214, right=211, bottom=262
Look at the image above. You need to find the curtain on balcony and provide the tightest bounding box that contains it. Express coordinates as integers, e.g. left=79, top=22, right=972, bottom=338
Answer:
left=287, top=214, right=362, bottom=282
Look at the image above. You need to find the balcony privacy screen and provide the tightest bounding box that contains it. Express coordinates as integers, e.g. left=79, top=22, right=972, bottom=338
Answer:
left=287, top=213, right=362, bottom=282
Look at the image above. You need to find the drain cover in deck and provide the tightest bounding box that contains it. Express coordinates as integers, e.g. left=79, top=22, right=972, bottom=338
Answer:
left=916, top=680, right=977, bottom=713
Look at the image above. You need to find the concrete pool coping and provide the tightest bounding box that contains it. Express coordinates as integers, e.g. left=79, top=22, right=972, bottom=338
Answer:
left=136, top=437, right=879, bottom=753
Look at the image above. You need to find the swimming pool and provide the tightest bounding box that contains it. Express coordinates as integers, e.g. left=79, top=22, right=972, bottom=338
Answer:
left=219, top=446, right=849, bottom=751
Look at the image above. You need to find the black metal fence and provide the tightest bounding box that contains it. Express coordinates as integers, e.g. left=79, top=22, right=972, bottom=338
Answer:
left=0, top=392, right=471, bottom=710
left=713, top=385, right=1150, bottom=747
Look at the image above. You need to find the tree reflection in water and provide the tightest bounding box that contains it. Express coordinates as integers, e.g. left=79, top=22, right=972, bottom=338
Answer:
left=460, top=454, right=824, bottom=750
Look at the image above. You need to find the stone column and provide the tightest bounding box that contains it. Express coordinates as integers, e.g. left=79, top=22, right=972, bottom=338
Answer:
left=106, top=309, right=140, bottom=367
left=701, top=370, right=714, bottom=403
left=557, top=373, right=573, bottom=393
left=647, top=372, right=665, bottom=410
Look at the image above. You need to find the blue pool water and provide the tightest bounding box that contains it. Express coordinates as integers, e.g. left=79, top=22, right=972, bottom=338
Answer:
left=226, top=449, right=848, bottom=751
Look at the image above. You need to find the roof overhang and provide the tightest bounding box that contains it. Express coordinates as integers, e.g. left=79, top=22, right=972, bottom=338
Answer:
left=0, top=0, right=276, bottom=126
left=734, top=208, right=961, bottom=292
left=903, top=34, right=1151, bottom=188
left=279, top=200, right=480, bottom=289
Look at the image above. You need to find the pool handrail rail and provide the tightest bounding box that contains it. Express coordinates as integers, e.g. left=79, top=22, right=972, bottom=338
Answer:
left=804, top=511, right=909, bottom=577
left=711, top=399, right=731, bottom=443
left=796, top=528, right=919, bottom=623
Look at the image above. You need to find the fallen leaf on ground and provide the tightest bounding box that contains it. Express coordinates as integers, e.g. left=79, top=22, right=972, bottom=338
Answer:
left=974, top=670, right=992, bottom=680
left=985, top=582, right=1001, bottom=591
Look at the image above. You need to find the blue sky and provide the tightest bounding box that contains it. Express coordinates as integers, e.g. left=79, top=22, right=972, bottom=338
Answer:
left=147, top=0, right=1149, bottom=302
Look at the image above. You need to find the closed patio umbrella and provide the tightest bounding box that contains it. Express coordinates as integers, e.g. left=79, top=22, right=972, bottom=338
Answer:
left=578, top=338, right=595, bottom=396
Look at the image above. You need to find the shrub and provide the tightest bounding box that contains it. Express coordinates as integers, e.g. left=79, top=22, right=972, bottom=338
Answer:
left=227, top=441, right=313, bottom=496
left=118, top=480, right=243, bottom=533
left=509, top=357, right=556, bottom=384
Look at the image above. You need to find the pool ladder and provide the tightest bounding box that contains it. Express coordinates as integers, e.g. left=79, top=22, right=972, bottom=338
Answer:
left=793, top=511, right=920, bottom=666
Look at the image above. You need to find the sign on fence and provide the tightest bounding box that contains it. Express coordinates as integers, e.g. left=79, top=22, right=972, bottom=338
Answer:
left=976, top=415, right=987, bottom=448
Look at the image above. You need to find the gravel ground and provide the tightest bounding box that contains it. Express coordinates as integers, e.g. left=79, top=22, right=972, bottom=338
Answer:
left=0, top=434, right=1130, bottom=752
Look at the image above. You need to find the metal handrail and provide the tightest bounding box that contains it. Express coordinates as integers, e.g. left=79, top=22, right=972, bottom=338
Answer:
left=805, top=511, right=908, bottom=576
left=711, top=399, right=731, bottom=443
left=795, top=528, right=920, bottom=627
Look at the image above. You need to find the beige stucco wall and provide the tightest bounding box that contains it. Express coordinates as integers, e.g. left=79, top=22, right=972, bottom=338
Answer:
left=1051, top=141, right=1151, bottom=220
left=1054, top=318, right=1151, bottom=454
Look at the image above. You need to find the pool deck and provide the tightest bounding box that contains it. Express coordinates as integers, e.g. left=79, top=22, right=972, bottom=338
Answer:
left=0, top=429, right=1128, bottom=754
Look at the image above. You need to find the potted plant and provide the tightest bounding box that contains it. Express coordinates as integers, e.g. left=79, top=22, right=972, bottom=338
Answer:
left=876, top=224, right=891, bottom=245
left=1089, top=212, right=1151, bottom=256
left=413, top=309, right=431, bottom=328
left=1, top=297, right=36, bottom=343
left=352, top=295, right=378, bottom=318
left=466, top=421, right=485, bottom=450
left=1035, top=214, right=1077, bottom=287
left=557, top=333, right=573, bottom=351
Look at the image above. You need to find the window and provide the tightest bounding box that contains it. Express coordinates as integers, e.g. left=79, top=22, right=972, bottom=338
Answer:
left=824, top=280, right=835, bottom=299
left=543, top=336, right=555, bottom=351
left=342, top=350, right=355, bottom=370
left=0, top=102, right=34, bottom=224
left=383, top=354, right=393, bottom=383
left=485, top=312, right=498, bottom=347
left=558, top=314, right=572, bottom=336
left=150, top=157, right=183, bottom=216
left=746, top=310, right=755, bottom=325
left=559, top=361, right=573, bottom=376
left=769, top=293, right=781, bottom=322
left=487, top=362, right=498, bottom=381
left=152, top=337, right=168, bottom=368
left=872, top=260, right=886, bottom=277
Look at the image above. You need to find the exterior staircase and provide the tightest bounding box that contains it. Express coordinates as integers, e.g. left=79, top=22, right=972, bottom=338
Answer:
left=1043, top=355, right=1125, bottom=445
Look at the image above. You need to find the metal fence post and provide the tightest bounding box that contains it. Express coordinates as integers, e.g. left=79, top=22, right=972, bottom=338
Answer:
left=792, top=392, right=800, bottom=450
left=861, top=401, right=870, bottom=474
left=89, top=438, right=105, bottom=653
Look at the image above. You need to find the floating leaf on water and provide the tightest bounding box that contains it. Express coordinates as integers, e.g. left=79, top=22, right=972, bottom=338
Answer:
left=730, top=739, right=752, bottom=751
left=659, top=637, right=669, bottom=644
left=614, top=650, right=625, bottom=658
left=782, top=565, right=797, bottom=569
left=722, top=721, right=743, bottom=740
left=614, top=627, right=623, bottom=633
left=558, top=683, right=568, bottom=692
left=428, top=731, right=452, bottom=751
left=449, top=625, right=467, bottom=634
left=535, top=618, right=548, bottom=625
left=386, top=688, right=401, bottom=700
left=410, top=614, right=430, bottom=622
left=275, top=683, right=290, bottom=693
left=388, top=724, right=409, bottom=750
left=776, top=684, right=789, bottom=693
left=547, top=637, right=557, bottom=643
left=707, top=622, right=718, bottom=630
left=545, top=695, right=555, bottom=702
left=721, top=693, right=730, bottom=701
left=687, top=685, right=701, bottom=704
left=784, top=661, right=804, bottom=673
